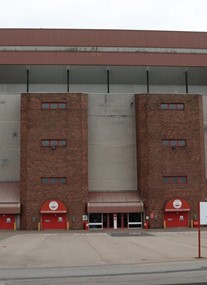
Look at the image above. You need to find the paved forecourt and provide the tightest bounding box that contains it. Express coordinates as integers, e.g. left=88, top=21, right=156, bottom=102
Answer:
left=0, top=229, right=206, bottom=269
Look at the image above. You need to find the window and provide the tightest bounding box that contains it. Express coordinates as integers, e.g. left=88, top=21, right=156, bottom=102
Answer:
left=50, top=103, right=57, bottom=110
left=169, top=103, right=176, bottom=110
left=163, top=177, right=170, bottom=183
left=128, top=213, right=142, bottom=228
left=163, top=176, right=187, bottom=184
left=41, top=140, right=50, bottom=147
left=41, top=177, right=67, bottom=185
left=41, top=103, right=49, bottom=109
left=178, top=140, right=186, bottom=146
left=162, top=140, right=169, bottom=146
left=59, top=103, right=67, bottom=109
left=41, top=139, right=67, bottom=147
left=51, top=178, right=58, bottom=184
left=89, top=213, right=102, bottom=229
left=172, top=177, right=178, bottom=183
left=160, top=103, right=168, bottom=110
left=41, top=178, right=49, bottom=185
left=160, top=103, right=184, bottom=110
left=41, top=102, right=66, bottom=110
left=177, top=103, right=185, bottom=110
left=162, top=139, right=186, bottom=147
left=180, top=176, right=187, bottom=184
left=59, top=177, right=67, bottom=184
left=50, top=140, right=58, bottom=146
left=59, top=140, right=67, bottom=146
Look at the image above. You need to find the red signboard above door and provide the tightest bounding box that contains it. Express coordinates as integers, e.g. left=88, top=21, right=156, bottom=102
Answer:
left=40, top=200, right=67, bottom=213
left=165, top=198, right=190, bottom=212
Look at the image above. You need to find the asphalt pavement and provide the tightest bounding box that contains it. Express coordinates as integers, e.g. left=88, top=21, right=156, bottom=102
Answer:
left=0, top=228, right=207, bottom=284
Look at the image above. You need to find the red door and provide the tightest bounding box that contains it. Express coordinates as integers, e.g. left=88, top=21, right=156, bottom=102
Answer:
left=0, top=214, right=15, bottom=230
left=41, top=214, right=67, bottom=230
left=164, top=211, right=188, bottom=228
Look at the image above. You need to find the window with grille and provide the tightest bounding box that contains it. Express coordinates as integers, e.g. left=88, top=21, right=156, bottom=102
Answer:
left=160, top=103, right=184, bottom=110
left=41, top=102, right=67, bottom=110
left=163, top=176, right=187, bottom=184
left=41, top=177, right=67, bottom=185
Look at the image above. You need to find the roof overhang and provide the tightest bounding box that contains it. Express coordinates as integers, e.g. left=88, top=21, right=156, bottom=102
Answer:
left=0, top=203, right=20, bottom=214
left=0, top=183, right=20, bottom=214
left=88, top=192, right=144, bottom=213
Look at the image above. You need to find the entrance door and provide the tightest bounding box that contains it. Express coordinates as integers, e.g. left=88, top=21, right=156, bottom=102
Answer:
left=41, top=213, right=67, bottom=230
left=165, top=212, right=188, bottom=228
left=0, top=214, right=15, bottom=230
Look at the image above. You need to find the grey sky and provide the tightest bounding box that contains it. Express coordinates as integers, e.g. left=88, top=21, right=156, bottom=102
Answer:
left=1, top=0, right=207, bottom=31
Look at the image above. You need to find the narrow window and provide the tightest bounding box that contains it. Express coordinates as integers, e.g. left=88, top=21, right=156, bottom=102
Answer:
left=178, top=140, right=186, bottom=146
left=162, top=139, right=186, bottom=147
left=170, top=140, right=177, bottom=146
left=160, top=103, right=185, bottom=110
left=177, top=103, right=184, bottom=110
left=59, top=140, right=67, bottom=146
left=50, top=103, right=57, bottom=110
left=50, top=140, right=58, bottom=147
left=51, top=178, right=58, bottom=184
left=41, top=139, right=67, bottom=147
left=59, top=103, right=66, bottom=109
left=41, top=178, right=49, bottom=184
left=172, top=177, right=178, bottom=183
left=41, top=103, right=49, bottom=109
left=59, top=177, right=67, bottom=184
left=180, top=176, right=187, bottom=184
left=41, top=140, right=49, bottom=146
left=163, top=176, right=187, bottom=184
left=160, top=103, right=168, bottom=110
left=162, top=140, right=169, bottom=146
left=169, top=103, right=176, bottom=110
left=41, top=102, right=67, bottom=110
left=41, top=177, right=67, bottom=185
left=163, top=177, right=170, bottom=183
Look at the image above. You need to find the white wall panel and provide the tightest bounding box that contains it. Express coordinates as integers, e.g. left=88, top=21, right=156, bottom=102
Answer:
left=0, top=149, right=20, bottom=181
left=0, top=94, right=20, bottom=121
left=88, top=93, right=137, bottom=192
left=0, top=122, right=20, bottom=148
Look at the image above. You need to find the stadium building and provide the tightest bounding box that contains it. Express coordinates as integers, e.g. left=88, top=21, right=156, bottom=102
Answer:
left=0, top=29, right=207, bottom=230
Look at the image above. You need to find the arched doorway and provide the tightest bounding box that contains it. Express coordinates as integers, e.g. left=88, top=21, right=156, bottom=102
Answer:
left=41, top=200, right=67, bottom=230
left=164, top=198, right=190, bottom=228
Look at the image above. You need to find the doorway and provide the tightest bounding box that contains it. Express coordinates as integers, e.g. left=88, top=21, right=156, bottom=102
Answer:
left=41, top=213, right=67, bottom=230
left=164, top=211, right=189, bottom=228
left=0, top=214, right=15, bottom=230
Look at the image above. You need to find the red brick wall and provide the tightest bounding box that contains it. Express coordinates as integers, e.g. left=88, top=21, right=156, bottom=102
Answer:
left=20, top=93, right=88, bottom=230
left=136, top=94, right=206, bottom=228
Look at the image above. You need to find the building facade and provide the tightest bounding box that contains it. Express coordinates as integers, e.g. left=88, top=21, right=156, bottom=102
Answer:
left=136, top=94, right=206, bottom=228
left=20, top=93, right=88, bottom=230
left=0, top=29, right=207, bottom=230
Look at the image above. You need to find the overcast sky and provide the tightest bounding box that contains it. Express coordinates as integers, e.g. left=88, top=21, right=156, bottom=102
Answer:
left=1, top=0, right=207, bottom=32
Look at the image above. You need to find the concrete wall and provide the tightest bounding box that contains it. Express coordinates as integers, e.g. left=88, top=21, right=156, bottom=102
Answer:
left=201, top=95, right=207, bottom=177
left=0, top=83, right=207, bottom=94
left=1, top=85, right=207, bottom=184
left=88, top=93, right=137, bottom=192
left=0, top=93, right=20, bottom=181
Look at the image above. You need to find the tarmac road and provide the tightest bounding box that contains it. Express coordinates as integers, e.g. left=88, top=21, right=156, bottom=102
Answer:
left=0, top=260, right=207, bottom=285
left=0, top=229, right=207, bottom=284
